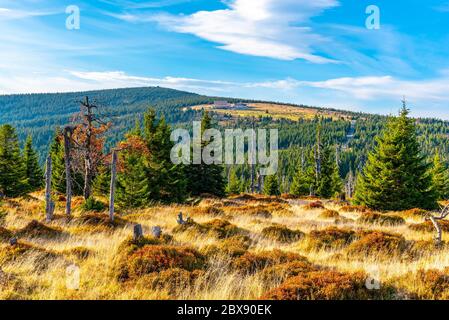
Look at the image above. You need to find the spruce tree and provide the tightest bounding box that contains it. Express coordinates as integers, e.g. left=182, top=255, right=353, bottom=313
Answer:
left=93, top=164, right=110, bottom=196
left=315, top=146, right=336, bottom=199
left=186, top=111, right=225, bottom=197
left=354, top=104, right=437, bottom=210
left=263, top=175, right=281, bottom=196
left=430, top=153, right=449, bottom=201
left=290, top=154, right=314, bottom=197
left=116, top=151, right=149, bottom=208
left=49, top=130, right=67, bottom=194
left=143, top=109, right=187, bottom=203
left=226, top=168, right=241, bottom=195
left=23, top=135, right=43, bottom=191
left=0, top=125, right=27, bottom=197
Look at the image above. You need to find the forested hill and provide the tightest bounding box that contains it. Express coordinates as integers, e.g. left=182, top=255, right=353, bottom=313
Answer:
left=0, top=86, right=359, bottom=160
left=0, top=87, right=212, bottom=155
left=1, top=86, right=448, bottom=178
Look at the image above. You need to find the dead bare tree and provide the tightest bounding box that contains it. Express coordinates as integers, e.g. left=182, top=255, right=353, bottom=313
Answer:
left=109, top=150, right=118, bottom=223
left=425, top=204, right=449, bottom=245
left=70, top=96, right=110, bottom=200
left=63, top=126, right=74, bottom=216
left=45, top=156, right=54, bottom=222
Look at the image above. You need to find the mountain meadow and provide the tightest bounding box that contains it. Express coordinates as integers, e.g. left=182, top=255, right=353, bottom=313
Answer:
left=1, top=86, right=449, bottom=300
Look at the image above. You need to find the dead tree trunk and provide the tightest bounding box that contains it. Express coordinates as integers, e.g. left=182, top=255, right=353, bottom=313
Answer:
left=109, top=150, right=117, bottom=223
left=63, top=127, right=72, bottom=216
left=81, top=96, right=95, bottom=200
left=250, top=117, right=255, bottom=193
left=426, top=204, right=449, bottom=246
left=45, top=156, right=54, bottom=222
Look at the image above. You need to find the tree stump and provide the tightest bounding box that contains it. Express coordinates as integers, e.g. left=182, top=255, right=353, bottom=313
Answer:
left=177, top=212, right=186, bottom=225
left=133, top=224, right=143, bottom=240
left=151, top=226, right=162, bottom=238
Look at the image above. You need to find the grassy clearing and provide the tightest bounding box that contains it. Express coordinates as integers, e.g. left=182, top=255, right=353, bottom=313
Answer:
left=0, top=192, right=449, bottom=300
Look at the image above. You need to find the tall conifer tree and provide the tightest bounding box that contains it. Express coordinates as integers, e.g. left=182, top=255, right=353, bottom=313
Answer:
left=23, top=135, right=44, bottom=191
left=430, top=153, right=449, bottom=201
left=354, top=104, right=437, bottom=210
left=0, top=125, right=27, bottom=197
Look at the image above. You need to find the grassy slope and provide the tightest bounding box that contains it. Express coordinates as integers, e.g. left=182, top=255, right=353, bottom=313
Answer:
left=1, top=194, right=449, bottom=300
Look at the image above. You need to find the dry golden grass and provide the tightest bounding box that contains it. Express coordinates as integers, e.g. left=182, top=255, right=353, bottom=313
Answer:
left=190, top=103, right=350, bottom=121
left=1, top=193, right=449, bottom=300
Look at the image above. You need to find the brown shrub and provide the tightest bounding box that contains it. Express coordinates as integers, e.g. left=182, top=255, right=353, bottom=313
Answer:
left=226, top=205, right=273, bottom=219
left=399, top=208, right=428, bottom=219
left=280, top=194, right=298, bottom=200
left=345, top=231, right=409, bottom=258
left=123, top=245, right=206, bottom=280
left=74, top=213, right=127, bottom=228
left=232, top=250, right=307, bottom=274
left=0, top=242, right=59, bottom=270
left=190, top=205, right=224, bottom=216
left=173, top=219, right=246, bottom=239
left=319, top=209, right=340, bottom=219
left=300, top=196, right=321, bottom=201
left=15, top=220, right=63, bottom=239
left=258, top=261, right=318, bottom=283
left=237, top=194, right=287, bottom=204
left=0, top=269, right=26, bottom=300
left=357, top=212, right=405, bottom=226
left=62, top=247, right=91, bottom=260
left=409, top=240, right=446, bottom=259
left=409, top=220, right=449, bottom=233
left=134, top=268, right=205, bottom=295
left=117, top=235, right=173, bottom=256
left=0, top=227, right=13, bottom=242
left=201, top=235, right=251, bottom=258
left=307, top=227, right=356, bottom=250
left=407, top=269, right=449, bottom=299
left=261, top=270, right=395, bottom=300
left=334, top=216, right=354, bottom=225
left=340, top=205, right=369, bottom=213
left=302, top=201, right=325, bottom=210
left=261, top=225, right=304, bottom=243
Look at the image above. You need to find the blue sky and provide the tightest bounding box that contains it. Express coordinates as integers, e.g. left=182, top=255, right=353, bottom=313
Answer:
left=1, top=0, right=449, bottom=119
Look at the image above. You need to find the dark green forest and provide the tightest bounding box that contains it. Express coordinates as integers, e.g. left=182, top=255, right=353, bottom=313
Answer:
left=1, top=86, right=449, bottom=209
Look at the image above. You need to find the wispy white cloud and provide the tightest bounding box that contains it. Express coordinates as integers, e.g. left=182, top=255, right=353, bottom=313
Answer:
left=1, top=69, right=449, bottom=119
left=115, top=0, right=340, bottom=63
left=433, top=2, right=449, bottom=12
left=0, top=7, right=55, bottom=20
left=99, top=0, right=193, bottom=9
left=3, top=69, right=449, bottom=106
